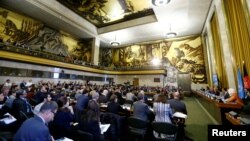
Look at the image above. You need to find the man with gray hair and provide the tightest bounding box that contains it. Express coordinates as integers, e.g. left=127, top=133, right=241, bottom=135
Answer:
left=133, top=91, right=152, bottom=121
left=168, top=92, right=187, bottom=115
left=14, top=101, right=58, bottom=141
left=90, top=90, right=99, bottom=102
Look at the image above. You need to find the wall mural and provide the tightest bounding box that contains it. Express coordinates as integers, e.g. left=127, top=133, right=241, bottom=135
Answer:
left=0, top=8, right=43, bottom=44
left=57, top=0, right=154, bottom=27
left=100, top=37, right=206, bottom=83
left=99, top=48, right=112, bottom=67
left=0, top=8, right=92, bottom=63
left=69, top=39, right=92, bottom=62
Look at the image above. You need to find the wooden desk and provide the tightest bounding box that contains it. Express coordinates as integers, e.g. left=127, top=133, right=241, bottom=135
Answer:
left=225, top=113, right=241, bottom=125
left=192, top=90, right=243, bottom=124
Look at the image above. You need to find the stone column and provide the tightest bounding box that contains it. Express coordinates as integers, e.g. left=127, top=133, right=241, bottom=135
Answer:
left=91, top=38, right=100, bottom=65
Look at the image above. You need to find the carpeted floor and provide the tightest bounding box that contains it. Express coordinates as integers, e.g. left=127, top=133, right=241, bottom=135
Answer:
left=183, top=96, right=216, bottom=141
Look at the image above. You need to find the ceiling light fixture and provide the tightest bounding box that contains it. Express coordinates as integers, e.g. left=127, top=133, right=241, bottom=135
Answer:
left=152, top=0, right=171, bottom=6
left=165, top=23, right=177, bottom=38
left=110, top=41, right=121, bottom=46
left=110, top=34, right=121, bottom=46
left=166, top=32, right=177, bottom=38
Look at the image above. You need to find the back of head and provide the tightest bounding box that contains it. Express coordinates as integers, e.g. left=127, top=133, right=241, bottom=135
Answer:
left=16, top=89, right=26, bottom=98
left=173, top=92, right=180, bottom=99
left=137, top=92, right=144, bottom=100
left=110, top=94, right=117, bottom=102
left=102, top=89, right=108, bottom=96
left=156, top=94, right=167, bottom=103
left=40, top=101, right=58, bottom=113
left=228, top=88, right=236, bottom=96
left=86, top=100, right=100, bottom=121
left=91, top=90, right=99, bottom=100
left=57, top=97, right=67, bottom=108
left=88, top=100, right=99, bottom=111
left=140, top=90, right=145, bottom=95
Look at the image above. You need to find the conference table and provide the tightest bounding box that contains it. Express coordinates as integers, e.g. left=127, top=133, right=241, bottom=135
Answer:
left=192, top=90, right=243, bottom=124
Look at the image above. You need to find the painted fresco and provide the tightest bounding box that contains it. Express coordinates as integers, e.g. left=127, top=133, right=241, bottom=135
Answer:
left=100, top=37, right=206, bottom=83
left=0, top=8, right=43, bottom=44
left=69, top=39, right=92, bottom=62
left=0, top=8, right=92, bottom=63
left=57, top=0, right=154, bottom=27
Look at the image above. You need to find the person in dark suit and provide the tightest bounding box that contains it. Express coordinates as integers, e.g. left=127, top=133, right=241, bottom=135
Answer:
left=12, top=89, right=33, bottom=120
left=13, top=101, right=58, bottom=141
left=107, top=94, right=127, bottom=115
left=51, top=97, right=75, bottom=139
left=79, top=100, right=104, bottom=141
left=168, top=92, right=187, bottom=115
left=168, top=92, right=188, bottom=141
left=75, top=90, right=89, bottom=122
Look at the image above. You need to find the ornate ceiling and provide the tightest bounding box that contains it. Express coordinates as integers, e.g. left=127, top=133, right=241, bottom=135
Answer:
left=0, top=0, right=212, bottom=47
left=57, top=0, right=154, bottom=27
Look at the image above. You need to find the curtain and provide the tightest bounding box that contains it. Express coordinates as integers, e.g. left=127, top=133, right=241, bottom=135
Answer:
left=223, top=0, right=250, bottom=82
left=210, top=13, right=228, bottom=88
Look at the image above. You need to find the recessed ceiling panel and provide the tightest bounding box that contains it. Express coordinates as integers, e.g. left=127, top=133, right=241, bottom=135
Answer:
left=57, top=0, right=154, bottom=28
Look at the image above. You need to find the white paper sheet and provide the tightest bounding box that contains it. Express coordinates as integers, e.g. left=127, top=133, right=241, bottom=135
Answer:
left=173, top=112, right=187, bottom=119
left=0, top=113, right=17, bottom=124
left=100, top=124, right=110, bottom=134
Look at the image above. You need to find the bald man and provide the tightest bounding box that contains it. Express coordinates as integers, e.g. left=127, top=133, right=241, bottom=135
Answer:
left=168, top=92, right=187, bottom=115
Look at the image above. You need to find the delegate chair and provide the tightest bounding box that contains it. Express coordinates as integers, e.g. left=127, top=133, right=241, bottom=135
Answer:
left=127, top=116, right=149, bottom=141
left=76, top=130, right=94, bottom=141
left=152, top=122, right=178, bottom=141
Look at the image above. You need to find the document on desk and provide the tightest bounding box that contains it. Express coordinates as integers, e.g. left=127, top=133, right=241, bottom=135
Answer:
left=100, top=124, right=110, bottom=134
left=0, top=113, right=16, bottom=124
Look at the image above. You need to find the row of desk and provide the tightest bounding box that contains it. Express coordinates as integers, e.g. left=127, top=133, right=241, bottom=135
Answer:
left=192, top=90, right=243, bottom=124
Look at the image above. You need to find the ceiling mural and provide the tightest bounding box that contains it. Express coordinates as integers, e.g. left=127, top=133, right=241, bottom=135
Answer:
left=57, top=0, right=154, bottom=27
left=99, top=37, right=206, bottom=84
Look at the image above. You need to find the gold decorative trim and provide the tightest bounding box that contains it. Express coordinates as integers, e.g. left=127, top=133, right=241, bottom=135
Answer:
left=0, top=50, right=165, bottom=75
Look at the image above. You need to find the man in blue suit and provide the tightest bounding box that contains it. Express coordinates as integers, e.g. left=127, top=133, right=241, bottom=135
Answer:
left=13, top=101, right=58, bottom=141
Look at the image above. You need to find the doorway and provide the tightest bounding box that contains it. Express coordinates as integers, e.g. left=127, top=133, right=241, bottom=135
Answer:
left=133, top=78, right=139, bottom=86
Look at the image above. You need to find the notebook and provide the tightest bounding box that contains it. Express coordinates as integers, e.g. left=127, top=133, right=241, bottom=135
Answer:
left=0, top=113, right=16, bottom=124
